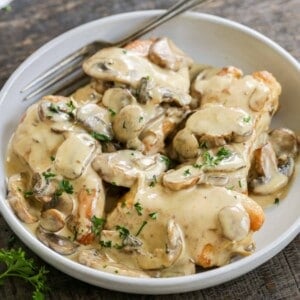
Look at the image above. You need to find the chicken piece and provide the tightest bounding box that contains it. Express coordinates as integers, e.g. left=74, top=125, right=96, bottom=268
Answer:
left=7, top=174, right=38, bottom=224
left=67, top=167, right=105, bottom=245
left=11, top=103, right=64, bottom=173
left=102, top=180, right=264, bottom=272
left=82, top=47, right=190, bottom=96
left=149, top=37, right=193, bottom=71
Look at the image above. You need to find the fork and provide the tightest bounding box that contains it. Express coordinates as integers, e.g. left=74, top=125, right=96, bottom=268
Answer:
left=22, top=0, right=208, bottom=101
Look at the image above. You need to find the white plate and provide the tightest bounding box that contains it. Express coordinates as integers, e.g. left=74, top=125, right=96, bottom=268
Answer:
left=0, top=11, right=299, bottom=294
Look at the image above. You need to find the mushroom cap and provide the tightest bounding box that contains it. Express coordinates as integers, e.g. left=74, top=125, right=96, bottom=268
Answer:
left=54, top=133, right=96, bottom=179
left=112, top=105, right=146, bottom=142
left=218, top=205, right=250, bottom=242
left=186, top=105, right=254, bottom=144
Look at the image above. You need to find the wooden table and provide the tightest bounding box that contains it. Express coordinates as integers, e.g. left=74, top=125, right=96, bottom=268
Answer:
left=0, top=0, right=299, bottom=299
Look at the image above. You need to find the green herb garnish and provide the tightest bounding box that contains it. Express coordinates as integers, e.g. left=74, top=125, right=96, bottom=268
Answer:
left=91, top=216, right=106, bottom=237
left=149, top=212, right=158, bottom=220
left=135, top=221, right=148, bottom=236
left=160, top=155, right=171, bottom=168
left=134, top=202, right=143, bottom=216
left=274, top=198, right=280, bottom=205
left=91, top=132, right=111, bottom=142
left=100, top=240, right=112, bottom=248
left=108, top=108, right=116, bottom=117
left=0, top=248, right=48, bottom=300
left=116, top=225, right=130, bottom=239
left=23, top=191, right=33, bottom=198
left=58, top=179, right=73, bottom=194
left=48, top=103, right=59, bottom=113
left=149, top=175, right=157, bottom=187
left=183, top=169, right=191, bottom=176
left=42, top=172, right=56, bottom=180
left=243, top=115, right=251, bottom=123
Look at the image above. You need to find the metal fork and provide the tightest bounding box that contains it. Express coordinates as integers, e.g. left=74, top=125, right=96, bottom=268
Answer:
left=22, top=0, right=208, bottom=101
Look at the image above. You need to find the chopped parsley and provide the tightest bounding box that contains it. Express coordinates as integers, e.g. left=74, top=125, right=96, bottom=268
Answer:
left=122, top=50, right=127, bottom=54
left=243, top=115, right=251, bottom=123
left=57, top=179, right=73, bottom=195
left=238, top=180, right=242, bottom=188
left=274, top=198, right=280, bottom=206
left=66, top=101, right=76, bottom=116
left=42, top=172, right=56, bottom=180
left=135, top=221, right=148, bottom=237
left=59, top=179, right=73, bottom=194
left=91, top=132, right=111, bottom=142
left=100, top=240, right=112, bottom=248
left=149, top=212, right=158, bottom=220
left=108, top=108, right=116, bottom=117
left=134, top=202, right=143, bottom=216
left=226, top=185, right=234, bottom=190
left=149, top=175, right=157, bottom=187
left=91, top=216, right=106, bottom=236
left=23, top=191, right=33, bottom=198
left=199, top=141, right=208, bottom=149
left=116, top=225, right=130, bottom=239
left=50, top=155, right=55, bottom=161
left=48, top=103, right=59, bottom=113
left=139, top=116, right=144, bottom=123
left=160, top=155, right=171, bottom=168
left=183, top=169, right=191, bottom=176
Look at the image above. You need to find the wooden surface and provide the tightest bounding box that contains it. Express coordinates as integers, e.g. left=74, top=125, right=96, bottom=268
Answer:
left=0, top=0, right=299, bottom=299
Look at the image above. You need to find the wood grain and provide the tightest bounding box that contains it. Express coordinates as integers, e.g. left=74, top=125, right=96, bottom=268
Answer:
left=0, top=0, right=299, bottom=299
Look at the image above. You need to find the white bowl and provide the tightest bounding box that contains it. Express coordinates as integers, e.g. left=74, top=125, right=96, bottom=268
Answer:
left=0, top=11, right=299, bottom=294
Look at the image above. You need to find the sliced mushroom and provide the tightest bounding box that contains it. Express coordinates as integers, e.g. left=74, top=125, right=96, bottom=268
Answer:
left=102, top=87, right=137, bottom=113
left=218, top=206, right=250, bottom=242
left=250, top=142, right=288, bottom=195
left=7, top=174, right=38, bottom=224
left=43, top=193, right=74, bottom=217
left=78, top=249, right=150, bottom=277
left=136, top=219, right=183, bottom=270
left=40, top=208, right=65, bottom=232
left=269, top=128, right=298, bottom=160
left=38, top=95, right=76, bottom=122
left=36, top=226, right=78, bottom=255
left=185, top=105, right=254, bottom=147
left=32, top=172, right=57, bottom=202
left=172, top=129, right=199, bottom=160
left=92, top=150, right=167, bottom=187
left=76, top=103, right=113, bottom=138
left=163, top=165, right=202, bottom=191
left=54, top=133, right=96, bottom=179
left=149, top=37, right=193, bottom=71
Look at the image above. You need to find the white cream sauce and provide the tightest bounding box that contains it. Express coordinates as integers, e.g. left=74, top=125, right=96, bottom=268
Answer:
left=5, top=39, right=298, bottom=277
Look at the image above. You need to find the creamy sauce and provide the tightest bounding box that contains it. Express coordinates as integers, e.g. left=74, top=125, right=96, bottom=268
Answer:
left=5, top=38, right=298, bottom=278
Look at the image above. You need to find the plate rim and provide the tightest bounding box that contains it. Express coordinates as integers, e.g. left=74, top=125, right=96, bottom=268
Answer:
left=0, top=10, right=299, bottom=294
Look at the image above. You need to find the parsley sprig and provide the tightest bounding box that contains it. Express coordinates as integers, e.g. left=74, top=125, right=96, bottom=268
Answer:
left=91, top=216, right=106, bottom=237
left=0, top=248, right=48, bottom=300
left=193, top=147, right=232, bottom=169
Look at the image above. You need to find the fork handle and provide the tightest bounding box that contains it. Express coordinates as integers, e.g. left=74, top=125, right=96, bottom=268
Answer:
left=114, top=0, right=208, bottom=47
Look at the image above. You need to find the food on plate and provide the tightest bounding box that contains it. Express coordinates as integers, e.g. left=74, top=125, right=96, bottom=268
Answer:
left=5, top=37, right=299, bottom=277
